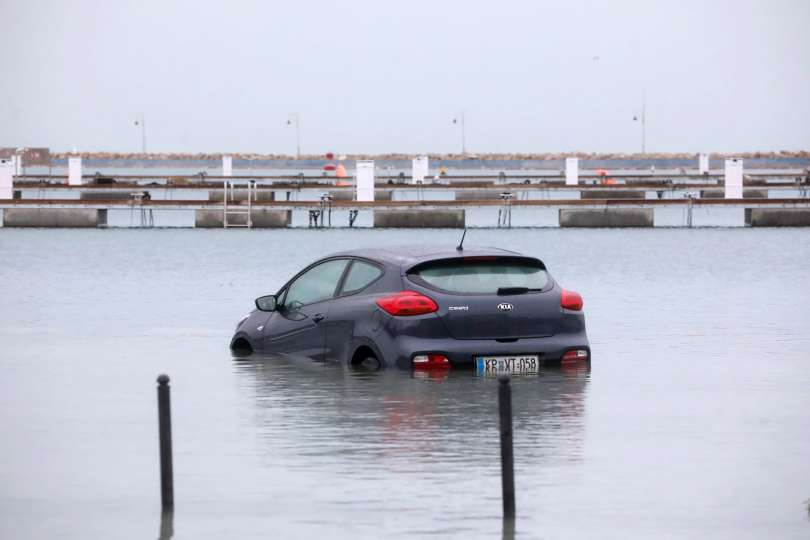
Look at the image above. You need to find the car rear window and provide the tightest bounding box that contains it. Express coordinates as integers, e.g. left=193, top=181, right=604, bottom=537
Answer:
left=408, top=257, right=549, bottom=294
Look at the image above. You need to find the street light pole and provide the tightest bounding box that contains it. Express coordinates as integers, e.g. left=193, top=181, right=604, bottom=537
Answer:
left=641, top=90, right=646, bottom=154
left=287, top=113, right=301, bottom=159
left=452, top=110, right=466, bottom=156
left=135, top=114, right=147, bottom=154
left=633, top=91, right=647, bottom=154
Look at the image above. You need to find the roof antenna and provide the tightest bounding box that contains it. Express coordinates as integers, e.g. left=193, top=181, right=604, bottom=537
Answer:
left=456, top=227, right=467, bottom=252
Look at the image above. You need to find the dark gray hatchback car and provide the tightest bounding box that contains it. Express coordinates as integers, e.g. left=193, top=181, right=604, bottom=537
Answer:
left=230, top=246, right=590, bottom=373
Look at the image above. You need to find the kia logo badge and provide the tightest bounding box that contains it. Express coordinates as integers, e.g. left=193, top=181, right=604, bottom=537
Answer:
left=497, top=303, right=513, bottom=312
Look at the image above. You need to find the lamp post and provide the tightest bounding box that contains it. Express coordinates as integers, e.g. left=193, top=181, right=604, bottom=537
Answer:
left=452, top=110, right=466, bottom=156
left=134, top=114, right=147, bottom=154
left=632, top=91, right=646, bottom=154
left=287, top=113, right=301, bottom=159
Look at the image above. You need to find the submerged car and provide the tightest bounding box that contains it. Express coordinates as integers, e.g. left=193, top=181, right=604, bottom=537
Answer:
left=230, top=246, right=589, bottom=373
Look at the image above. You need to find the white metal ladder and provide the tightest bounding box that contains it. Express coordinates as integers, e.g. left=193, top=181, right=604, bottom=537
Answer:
left=222, top=180, right=255, bottom=228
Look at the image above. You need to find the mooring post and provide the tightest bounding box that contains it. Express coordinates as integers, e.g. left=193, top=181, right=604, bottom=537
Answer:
left=498, top=374, right=516, bottom=520
left=68, top=155, right=83, bottom=186
left=156, top=374, right=174, bottom=510
left=685, top=193, right=695, bottom=228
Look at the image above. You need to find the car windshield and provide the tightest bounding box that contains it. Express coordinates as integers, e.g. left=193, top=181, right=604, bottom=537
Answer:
left=409, top=258, right=549, bottom=294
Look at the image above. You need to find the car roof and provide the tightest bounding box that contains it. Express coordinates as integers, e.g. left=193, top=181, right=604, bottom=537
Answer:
left=325, top=245, right=529, bottom=268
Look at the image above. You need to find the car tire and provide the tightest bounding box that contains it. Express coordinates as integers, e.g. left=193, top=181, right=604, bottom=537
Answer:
left=354, top=356, right=381, bottom=371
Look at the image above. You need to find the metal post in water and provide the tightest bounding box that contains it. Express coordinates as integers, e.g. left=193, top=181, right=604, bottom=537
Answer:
left=686, top=194, right=694, bottom=228
left=247, top=180, right=254, bottom=229
left=498, top=374, right=516, bottom=520
left=159, top=508, right=174, bottom=540
left=156, top=374, right=174, bottom=510
left=507, top=194, right=513, bottom=228
left=222, top=180, right=228, bottom=227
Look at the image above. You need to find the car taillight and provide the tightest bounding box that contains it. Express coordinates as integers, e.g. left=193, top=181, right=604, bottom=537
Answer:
left=412, top=353, right=450, bottom=369
left=562, top=349, right=589, bottom=363
left=376, top=291, right=438, bottom=316
left=560, top=289, right=583, bottom=311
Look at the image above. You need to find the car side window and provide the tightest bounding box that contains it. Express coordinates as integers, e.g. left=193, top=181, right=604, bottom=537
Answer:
left=341, top=260, right=383, bottom=295
left=283, top=259, right=348, bottom=310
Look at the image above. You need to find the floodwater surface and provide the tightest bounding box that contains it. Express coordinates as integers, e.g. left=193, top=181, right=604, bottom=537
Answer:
left=0, top=228, right=808, bottom=539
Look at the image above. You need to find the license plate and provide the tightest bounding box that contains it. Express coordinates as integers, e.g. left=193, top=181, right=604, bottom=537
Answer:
left=475, top=355, right=540, bottom=374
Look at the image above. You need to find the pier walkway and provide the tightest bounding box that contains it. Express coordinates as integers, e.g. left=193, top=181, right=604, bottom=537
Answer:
left=3, top=171, right=809, bottom=228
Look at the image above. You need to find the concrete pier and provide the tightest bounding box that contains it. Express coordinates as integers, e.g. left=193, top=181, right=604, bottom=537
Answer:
left=3, top=209, right=106, bottom=227
left=580, top=190, right=645, bottom=199
left=80, top=191, right=137, bottom=201
left=700, top=189, right=768, bottom=199
left=559, top=209, right=654, bottom=227
left=194, top=209, right=291, bottom=228
left=3, top=197, right=809, bottom=229
left=326, top=190, right=353, bottom=201
left=251, top=209, right=292, bottom=227
left=0, top=159, right=13, bottom=199
left=208, top=190, right=274, bottom=202
left=195, top=210, right=226, bottom=228
left=328, top=190, right=392, bottom=201
left=745, top=208, right=810, bottom=227
left=374, top=210, right=465, bottom=228
left=456, top=190, right=509, bottom=201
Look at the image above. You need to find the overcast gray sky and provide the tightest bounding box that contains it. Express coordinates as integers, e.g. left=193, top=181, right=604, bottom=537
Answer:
left=1, top=0, right=808, bottom=155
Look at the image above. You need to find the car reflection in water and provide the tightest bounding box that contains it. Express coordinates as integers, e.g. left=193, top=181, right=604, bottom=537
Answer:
left=232, top=354, right=590, bottom=470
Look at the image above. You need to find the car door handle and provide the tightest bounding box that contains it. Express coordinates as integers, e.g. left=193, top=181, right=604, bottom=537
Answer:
left=312, top=313, right=326, bottom=323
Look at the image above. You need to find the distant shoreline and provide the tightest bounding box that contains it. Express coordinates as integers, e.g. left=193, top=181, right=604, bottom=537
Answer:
left=51, top=150, right=810, bottom=161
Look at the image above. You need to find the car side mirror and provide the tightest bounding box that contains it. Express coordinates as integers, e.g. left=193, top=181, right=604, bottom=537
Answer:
left=255, top=295, right=277, bottom=312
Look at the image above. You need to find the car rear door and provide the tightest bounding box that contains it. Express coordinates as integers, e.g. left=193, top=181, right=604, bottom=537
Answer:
left=405, top=256, right=561, bottom=340
left=261, top=259, right=349, bottom=359
left=323, top=258, right=385, bottom=362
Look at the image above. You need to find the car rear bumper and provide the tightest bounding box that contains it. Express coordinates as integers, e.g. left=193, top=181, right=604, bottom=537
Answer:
left=381, top=334, right=590, bottom=369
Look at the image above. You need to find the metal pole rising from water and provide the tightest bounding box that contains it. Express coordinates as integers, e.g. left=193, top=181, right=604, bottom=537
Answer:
left=156, top=374, right=174, bottom=510
left=498, top=374, right=516, bottom=520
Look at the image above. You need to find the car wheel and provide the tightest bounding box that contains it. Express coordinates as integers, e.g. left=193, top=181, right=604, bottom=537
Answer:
left=354, top=356, right=381, bottom=371
left=230, top=337, right=253, bottom=356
